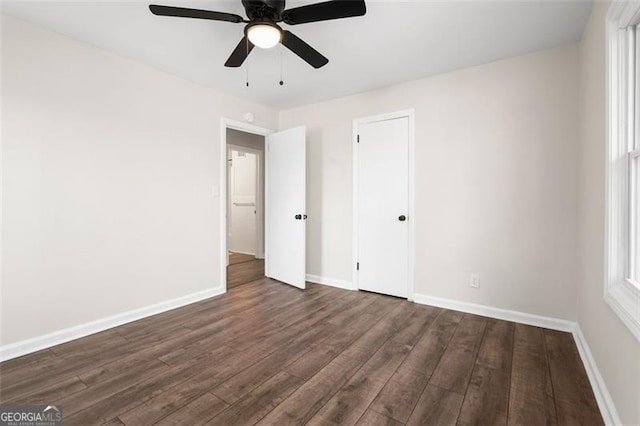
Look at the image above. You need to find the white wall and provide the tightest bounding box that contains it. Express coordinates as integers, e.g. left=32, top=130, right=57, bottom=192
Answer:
left=229, top=150, right=257, bottom=255
left=577, top=3, right=640, bottom=424
left=280, top=44, right=580, bottom=321
left=0, top=15, right=278, bottom=346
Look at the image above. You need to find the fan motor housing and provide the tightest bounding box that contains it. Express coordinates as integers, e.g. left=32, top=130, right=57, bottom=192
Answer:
left=242, top=0, right=285, bottom=22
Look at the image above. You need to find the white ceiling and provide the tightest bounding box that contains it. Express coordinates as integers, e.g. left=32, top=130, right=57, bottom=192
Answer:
left=2, top=0, right=592, bottom=109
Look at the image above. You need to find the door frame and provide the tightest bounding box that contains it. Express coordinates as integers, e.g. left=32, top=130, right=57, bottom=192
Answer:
left=220, top=118, right=273, bottom=292
left=352, top=109, right=415, bottom=300
left=227, top=144, right=264, bottom=259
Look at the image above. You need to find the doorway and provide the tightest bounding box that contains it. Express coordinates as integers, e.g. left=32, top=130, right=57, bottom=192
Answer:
left=220, top=119, right=307, bottom=292
left=353, top=110, right=415, bottom=299
left=220, top=120, right=271, bottom=291
left=227, top=137, right=265, bottom=288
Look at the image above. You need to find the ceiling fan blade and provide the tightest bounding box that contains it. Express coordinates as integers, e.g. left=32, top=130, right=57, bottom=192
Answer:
left=282, top=0, right=366, bottom=25
left=281, top=30, right=328, bottom=69
left=225, top=36, right=255, bottom=67
left=149, top=5, right=244, bottom=23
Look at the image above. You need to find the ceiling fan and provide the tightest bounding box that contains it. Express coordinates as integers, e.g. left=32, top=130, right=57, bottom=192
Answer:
left=149, top=0, right=367, bottom=69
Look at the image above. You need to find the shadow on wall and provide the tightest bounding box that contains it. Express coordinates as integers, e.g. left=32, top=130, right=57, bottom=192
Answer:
left=307, top=127, right=324, bottom=278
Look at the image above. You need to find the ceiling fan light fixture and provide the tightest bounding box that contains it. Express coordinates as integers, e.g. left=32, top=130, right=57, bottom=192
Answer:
left=246, top=22, right=282, bottom=49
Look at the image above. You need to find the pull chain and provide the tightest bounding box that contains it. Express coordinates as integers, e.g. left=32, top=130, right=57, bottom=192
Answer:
left=245, top=37, right=250, bottom=88
left=279, top=47, right=284, bottom=86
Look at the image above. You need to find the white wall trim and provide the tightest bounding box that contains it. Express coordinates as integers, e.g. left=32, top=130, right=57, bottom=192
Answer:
left=413, top=292, right=575, bottom=331
left=305, top=274, right=357, bottom=291
left=228, top=250, right=257, bottom=257
left=573, top=325, right=622, bottom=426
left=0, top=286, right=225, bottom=362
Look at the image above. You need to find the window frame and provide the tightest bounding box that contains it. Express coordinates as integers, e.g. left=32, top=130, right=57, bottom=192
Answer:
left=605, top=2, right=640, bottom=342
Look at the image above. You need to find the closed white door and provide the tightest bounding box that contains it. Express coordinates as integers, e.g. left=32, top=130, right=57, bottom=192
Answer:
left=229, top=150, right=257, bottom=255
left=356, top=116, right=409, bottom=298
left=266, top=126, right=306, bottom=289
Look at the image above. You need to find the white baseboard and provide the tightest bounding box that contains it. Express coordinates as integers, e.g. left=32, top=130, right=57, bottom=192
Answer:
left=305, top=274, right=357, bottom=291
left=0, top=286, right=225, bottom=362
left=413, top=293, right=575, bottom=332
left=229, top=250, right=256, bottom=256
left=572, top=325, right=622, bottom=426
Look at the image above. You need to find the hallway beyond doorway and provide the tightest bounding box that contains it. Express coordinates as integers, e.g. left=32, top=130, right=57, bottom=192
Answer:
left=227, top=252, right=265, bottom=289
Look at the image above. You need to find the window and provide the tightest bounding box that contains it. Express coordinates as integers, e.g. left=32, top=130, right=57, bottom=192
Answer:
left=606, top=4, right=640, bottom=341
left=632, top=25, right=640, bottom=285
left=629, top=25, right=640, bottom=286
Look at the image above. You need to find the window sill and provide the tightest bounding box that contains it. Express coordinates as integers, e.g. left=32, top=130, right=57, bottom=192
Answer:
left=605, top=282, right=640, bottom=341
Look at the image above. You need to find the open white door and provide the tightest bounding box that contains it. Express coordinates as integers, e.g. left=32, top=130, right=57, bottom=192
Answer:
left=266, top=126, right=306, bottom=289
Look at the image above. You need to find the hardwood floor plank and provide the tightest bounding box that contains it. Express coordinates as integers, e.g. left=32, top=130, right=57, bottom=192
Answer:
left=428, top=314, right=487, bottom=394
left=284, top=312, right=379, bottom=380
left=101, top=417, right=125, bottom=425
left=0, top=349, right=56, bottom=375
left=368, top=309, right=463, bottom=423
left=79, top=354, right=168, bottom=387
left=211, top=321, right=337, bottom=404
left=406, top=384, right=464, bottom=426
left=544, top=329, right=603, bottom=425
left=508, top=324, right=557, bottom=425
left=340, top=303, right=413, bottom=362
left=325, top=297, right=378, bottom=327
left=356, top=409, right=404, bottom=426
left=555, top=399, right=605, bottom=425
left=49, top=329, right=129, bottom=357
left=307, top=338, right=413, bottom=425
left=62, top=351, right=221, bottom=423
left=221, top=287, right=350, bottom=354
left=228, top=252, right=256, bottom=265
left=0, top=346, right=154, bottom=403
left=117, top=378, right=219, bottom=425
left=389, top=304, right=441, bottom=346
left=2, top=375, right=87, bottom=406
left=456, top=319, right=514, bottom=426
left=156, top=392, right=228, bottom=426
left=206, top=371, right=304, bottom=425
left=257, top=354, right=364, bottom=425
left=227, top=258, right=265, bottom=289
left=457, top=365, right=510, bottom=426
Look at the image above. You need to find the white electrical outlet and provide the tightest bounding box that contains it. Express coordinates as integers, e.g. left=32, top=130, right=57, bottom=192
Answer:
left=470, top=274, right=480, bottom=288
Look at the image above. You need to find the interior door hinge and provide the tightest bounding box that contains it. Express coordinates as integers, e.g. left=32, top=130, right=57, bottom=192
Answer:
left=357, top=262, right=359, bottom=271
left=357, top=135, right=360, bottom=143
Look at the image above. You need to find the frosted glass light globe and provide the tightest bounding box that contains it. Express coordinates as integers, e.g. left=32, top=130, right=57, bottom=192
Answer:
left=247, top=24, right=281, bottom=49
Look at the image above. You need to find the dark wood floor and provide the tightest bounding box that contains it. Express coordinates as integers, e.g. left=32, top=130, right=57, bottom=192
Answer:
left=0, top=279, right=603, bottom=425
left=227, top=252, right=265, bottom=289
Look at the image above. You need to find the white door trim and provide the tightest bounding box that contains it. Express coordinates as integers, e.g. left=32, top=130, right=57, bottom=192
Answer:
left=220, top=118, right=273, bottom=292
left=352, top=109, right=415, bottom=300
left=228, top=144, right=264, bottom=259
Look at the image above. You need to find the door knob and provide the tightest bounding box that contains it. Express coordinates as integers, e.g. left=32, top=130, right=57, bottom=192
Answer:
left=398, top=215, right=406, bottom=222
left=295, top=214, right=302, bottom=220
